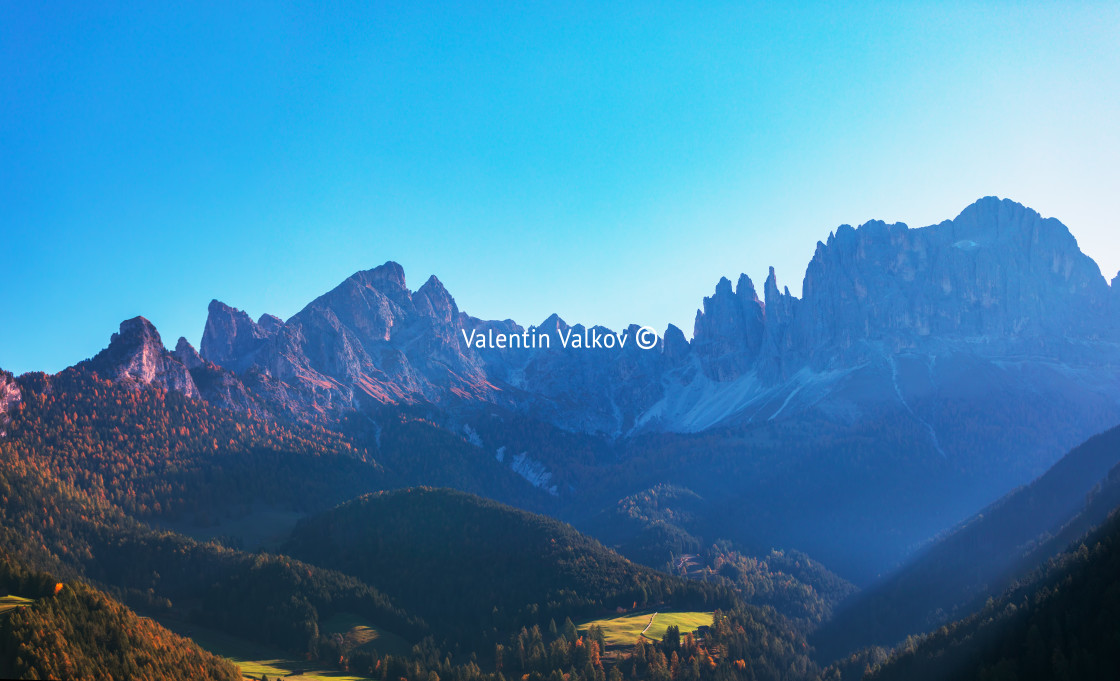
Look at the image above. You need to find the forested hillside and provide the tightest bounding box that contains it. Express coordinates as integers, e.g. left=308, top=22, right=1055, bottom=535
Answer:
left=586, top=484, right=855, bottom=631
left=865, top=506, right=1120, bottom=680
left=814, top=424, right=1120, bottom=660
left=282, top=488, right=737, bottom=645
left=0, top=426, right=422, bottom=661
left=8, top=367, right=382, bottom=522
left=1, top=397, right=819, bottom=680
left=0, top=550, right=240, bottom=681
left=278, top=484, right=820, bottom=681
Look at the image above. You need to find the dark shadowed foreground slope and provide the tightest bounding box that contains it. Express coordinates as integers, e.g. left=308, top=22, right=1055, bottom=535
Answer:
left=282, top=487, right=736, bottom=643
left=864, top=504, right=1120, bottom=681
left=0, top=550, right=240, bottom=681
left=814, top=424, right=1120, bottom=661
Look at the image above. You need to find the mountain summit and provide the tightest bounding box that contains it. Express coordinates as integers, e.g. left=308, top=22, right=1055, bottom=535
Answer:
left=86, top=317, right=200, bottom=399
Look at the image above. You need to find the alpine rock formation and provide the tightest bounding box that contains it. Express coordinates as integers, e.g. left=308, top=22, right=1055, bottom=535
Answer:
left=0, top=370, right=20, bottom=437
left=85, top=317, right=201, bottom=400
left=199, top=261, right=669, bottom=433
left=196, top=198, right=1119, bottom=448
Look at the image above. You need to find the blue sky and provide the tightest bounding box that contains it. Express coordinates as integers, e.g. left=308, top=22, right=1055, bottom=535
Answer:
left=3, top=2, right=1118, bottom=374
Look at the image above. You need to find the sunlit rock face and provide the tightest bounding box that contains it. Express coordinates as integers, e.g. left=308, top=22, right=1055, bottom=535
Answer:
left=0, top=371, right=20, bottom=436
left=199, top=262, right=501, bottom=418
left=793, top=196, right=1113, bottom=363
left=683, top=197, right=1115, bottom=384
left=87, top=317, right=199, bottom=399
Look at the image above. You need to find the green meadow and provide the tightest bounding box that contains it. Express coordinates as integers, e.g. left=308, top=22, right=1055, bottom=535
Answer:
left=0, top=595, right=34, bottom=616
left=579, top=611, right=713, bottom=652
left=160, top=616, right=401, bottom=681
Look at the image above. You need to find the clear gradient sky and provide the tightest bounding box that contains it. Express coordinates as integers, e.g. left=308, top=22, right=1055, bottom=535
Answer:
left=3, top=2, right=1119, bottom=374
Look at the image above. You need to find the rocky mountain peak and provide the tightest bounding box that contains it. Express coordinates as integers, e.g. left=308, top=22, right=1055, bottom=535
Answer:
left=173, top=337, right=205, bottom=370
left=763, top=266, right=779, bottom=299
left=114, top=316, right=162, bottom=348
left=257, top=314, right=284, bottom=334
left=360, top=261, right=408, bottom=290
left=952, top=195, right=1034, bottom=233
left=693, top=273, right=766, bottom=381
left=414, top=274, right=459, bottom=323
left=538, top=313, right=570, bottom=334
left=797, top=197, right=1114, bottom=358
left=89, top=317, right=199, bottom=399
left=757, top=267, right=799, bottom=381
left=736, top=273, right=760, bottom=302
left=201, top=300, right=278, bottom=372
left=761, top=267, right=797, bottom=320
left=662, top=323, right=690, bottom=361
left=949, top=197, right=1081, bottom=256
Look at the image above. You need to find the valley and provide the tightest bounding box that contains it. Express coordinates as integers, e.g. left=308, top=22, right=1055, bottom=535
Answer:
left=2, top=199, right=1120, bottom=680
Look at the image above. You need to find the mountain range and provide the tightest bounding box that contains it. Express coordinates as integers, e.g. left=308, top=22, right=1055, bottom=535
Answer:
left=190, top=197, right=1120, bottom=439
left=60, top=196, right=1120, bottom=579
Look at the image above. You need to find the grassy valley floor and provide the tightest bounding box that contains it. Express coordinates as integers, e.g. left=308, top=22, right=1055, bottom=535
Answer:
left=159, top=616, right=404, bottom=681
left=579, top=611, right=713, bottom=657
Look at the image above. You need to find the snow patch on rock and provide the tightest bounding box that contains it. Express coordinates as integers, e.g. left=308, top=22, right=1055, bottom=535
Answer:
left=510, top=451, right=558, bottom=496
left=463, top=424, right=483, bottom=448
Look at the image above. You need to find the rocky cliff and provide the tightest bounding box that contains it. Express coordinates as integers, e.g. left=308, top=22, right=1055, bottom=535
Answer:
left=792, top=197, right=1113, bottom=364
left=86, top=317, right=200, bottom=399
left=0, top=370, right=20, bottom=437
left=691, top=274, right=765, bottom=382
left=677, top=197, right=1116, bottom=385
left=200, top=263, right=502, bottom=417
left=200, top=300, right=282, bottom=373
